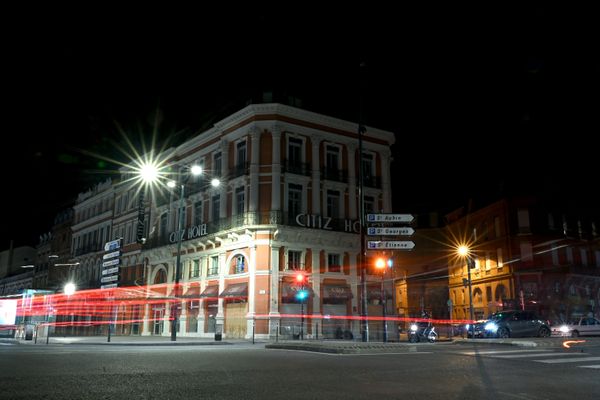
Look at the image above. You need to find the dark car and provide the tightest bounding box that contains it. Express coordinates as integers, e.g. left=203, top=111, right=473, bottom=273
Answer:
left=465, top=320, right=487, bottom=338
left=482, top=310, right=550, bottom=338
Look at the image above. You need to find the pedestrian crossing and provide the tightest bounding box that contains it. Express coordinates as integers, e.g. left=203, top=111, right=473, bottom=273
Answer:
left=458, top=349, right=600, bottom=370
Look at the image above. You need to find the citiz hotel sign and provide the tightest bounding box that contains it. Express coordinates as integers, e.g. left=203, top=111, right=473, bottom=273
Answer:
left=169, top=224, right=208, bottom=243
left=295, top=214, right=360, bottom=233
left=169, top=214, right=359, bottom=243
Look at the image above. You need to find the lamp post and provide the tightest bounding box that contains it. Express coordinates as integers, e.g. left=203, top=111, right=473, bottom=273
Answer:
left=375, top=258, right=389, bottom=343
left=457, top=245, right=475, bottom=330
left=167, top=165, right=220, bottom=341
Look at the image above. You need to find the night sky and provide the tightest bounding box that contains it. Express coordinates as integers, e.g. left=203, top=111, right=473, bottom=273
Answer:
left=3, top=6, right=598, bottom=248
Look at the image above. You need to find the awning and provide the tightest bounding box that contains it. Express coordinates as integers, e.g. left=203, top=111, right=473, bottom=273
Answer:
left=281, top=283, right=314, bottom=298
left=367, top=285, right=392, bottom=300
left=181, top=285, right=201, bottom=299
left=199, top=285, right=219, bottom=299
left=323, top=285, right=353, bottom=300
left=219, top=282, right=248, bottom=298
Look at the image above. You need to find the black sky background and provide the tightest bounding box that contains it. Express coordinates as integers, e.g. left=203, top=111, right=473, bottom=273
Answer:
left=3, top=5, right=599, bottom=248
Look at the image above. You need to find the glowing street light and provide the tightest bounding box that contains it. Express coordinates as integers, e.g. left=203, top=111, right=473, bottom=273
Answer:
left=457, top=245, right=475, bottom=330
left=64, top=282, right=76, bottom=296
left=167, top=164, right=220, bottom=341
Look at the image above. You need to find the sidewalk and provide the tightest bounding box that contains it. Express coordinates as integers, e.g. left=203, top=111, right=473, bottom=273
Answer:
left=10, top=335, right=242, bottom=346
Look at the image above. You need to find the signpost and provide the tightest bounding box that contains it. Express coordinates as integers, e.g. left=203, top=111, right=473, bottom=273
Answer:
left=367, top=241, right=415, bottom=250
left=101, top=238, right=122, bottom=342
left=366, top=214, right=416, bottom=252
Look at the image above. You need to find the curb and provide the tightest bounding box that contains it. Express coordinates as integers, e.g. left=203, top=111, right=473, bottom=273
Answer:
left=452, top=338, right=539, bottom=347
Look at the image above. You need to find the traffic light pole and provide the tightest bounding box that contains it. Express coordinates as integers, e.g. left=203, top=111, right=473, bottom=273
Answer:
left=300, top=283, right=305, bottom=340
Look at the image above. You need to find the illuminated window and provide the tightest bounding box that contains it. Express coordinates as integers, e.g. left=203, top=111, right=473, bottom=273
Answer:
left=232, top=255, right=246, bottom=274
left=328, top=253, right=341, bottom=273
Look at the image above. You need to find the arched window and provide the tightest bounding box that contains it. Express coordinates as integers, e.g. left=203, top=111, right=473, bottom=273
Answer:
left=473, top=288, right=483, bottom=304
left=231, top=255, right=246, bottom=274
left=495, top=284, right=507, bottom=302
left=154, top=269, right=167, bottom=284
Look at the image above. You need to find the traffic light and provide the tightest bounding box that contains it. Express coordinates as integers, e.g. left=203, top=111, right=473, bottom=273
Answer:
left=375, top=258, right=386, bottom=270
left=295, top=272, right=308, bottom=301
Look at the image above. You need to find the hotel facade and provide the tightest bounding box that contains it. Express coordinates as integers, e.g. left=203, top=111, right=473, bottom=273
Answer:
left=69, top=103, right=396, bottom=340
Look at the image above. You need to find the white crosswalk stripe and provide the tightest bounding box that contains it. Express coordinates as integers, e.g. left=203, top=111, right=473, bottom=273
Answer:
left=534, top=356, right=600, bottom=364
left=458, top=349, right=600, bottom=369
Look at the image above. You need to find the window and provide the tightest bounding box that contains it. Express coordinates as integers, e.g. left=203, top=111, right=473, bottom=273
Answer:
left=213, top=152, right=222, bottom=177
left=328, top=253, right=341, bottom=273
left=361, top=152, right=374, bottom=178
left=160, top=213, right=168, bottom=240
left=232, top=255, right=246, bottom=274
left=235, top=187, right=245, bottom=215
left=208, top=256, right=219, bottom=276
left=236, top=140, right=247, bottom=166
left=326, top=190, right=340, bottom=219
left=517, top=209, right=530, bottom=233
left=494, top=216, right=501, bottom=237
left=486, top=286, right=492, bottom=303
left=580, top=249, right=588, bottom=266
left=326, top=145, right=339, bottom=170
left=212, top=195, right=220, bottom=221
left=520, top=242, right=533, bottom=262
left=288, top=250, right=302, bottom=270
left=193, top=201, right=203, bottom=226
left=364, top=196, right=375, bottom=215
left=497, top=248, right=503, bottom=269
left=288, top=183, right=302, bottom=220
left=288, top=137, right=303, bottom=164
left=191, top=259, right=200, bottom=278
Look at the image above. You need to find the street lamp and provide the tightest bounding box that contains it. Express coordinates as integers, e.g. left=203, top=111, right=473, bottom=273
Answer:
left=457, top=245, right=475, bottom=331
left=167, top=165, right=220, bottom=341
left=375, top=257, right=389, bottom=343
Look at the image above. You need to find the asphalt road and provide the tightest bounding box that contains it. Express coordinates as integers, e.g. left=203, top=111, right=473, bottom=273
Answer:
left=1, top=340, right=599, bottom=400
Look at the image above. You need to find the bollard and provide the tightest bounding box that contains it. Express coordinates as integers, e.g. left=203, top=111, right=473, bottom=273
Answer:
left=316, top=323, right=319, bottom=340
left=276, top=323, right=279, bottom=343
left=252, top=318, right=255, bottom=344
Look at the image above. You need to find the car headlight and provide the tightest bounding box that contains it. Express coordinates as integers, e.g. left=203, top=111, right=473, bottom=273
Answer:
left=484, top=322, right=498, bottom=332
left=410, top=324, right=418, bottom=332
left=559, top=325, right=570, bottom=333
left=465, top=324, right=470, bottom=330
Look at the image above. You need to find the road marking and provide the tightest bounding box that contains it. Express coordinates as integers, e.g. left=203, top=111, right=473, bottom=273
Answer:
left=267, top=348, right=432, bottom=356
left=578, top=365, right=600, bottom=369
left=535, top=356, right=600, bottom=364
left=460, top=349, right=551, bottom=355
left=495, top=352, right=588, bottom=359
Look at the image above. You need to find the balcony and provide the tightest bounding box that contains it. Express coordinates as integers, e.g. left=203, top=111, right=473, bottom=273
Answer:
left=363, top=174, right=381, bottom=189
left=230, top=162, right=250, bottom=179
left=321, top=167, right=348, bottom=184
left=282, top=160, right=311, bottom=177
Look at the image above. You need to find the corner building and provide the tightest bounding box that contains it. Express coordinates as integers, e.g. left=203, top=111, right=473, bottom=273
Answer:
left=139, top=103, right=395, bottom=340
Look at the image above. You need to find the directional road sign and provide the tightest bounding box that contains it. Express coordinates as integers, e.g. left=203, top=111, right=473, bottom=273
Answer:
left=102, top=258, right=120, bottom=268
left=367, top=227, right=415, bottom=236
left=101, top=275, right=119, bottom=283
left=103, top=250, right=121, bottom=260
left=367, top=241, right=416, bottom=250
left=104, top=239, right=122, bottom=252
left=101, top=283, right=118, bottom=290
left=367, top=214, right=414, bottom=223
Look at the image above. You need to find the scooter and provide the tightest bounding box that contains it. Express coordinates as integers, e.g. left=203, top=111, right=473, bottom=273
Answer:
left=408, top=322, right=437, bottom=343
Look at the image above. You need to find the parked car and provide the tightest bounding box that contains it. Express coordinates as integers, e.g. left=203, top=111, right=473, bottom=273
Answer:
left=551, top=317, right=600, bottom=337
left=465, top=320, right=487, bottom=338
left=480, top=310, right=550, bottom=338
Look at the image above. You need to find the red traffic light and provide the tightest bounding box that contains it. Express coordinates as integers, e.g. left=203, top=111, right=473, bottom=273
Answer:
left=295, top=272, right=306, bottom=283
